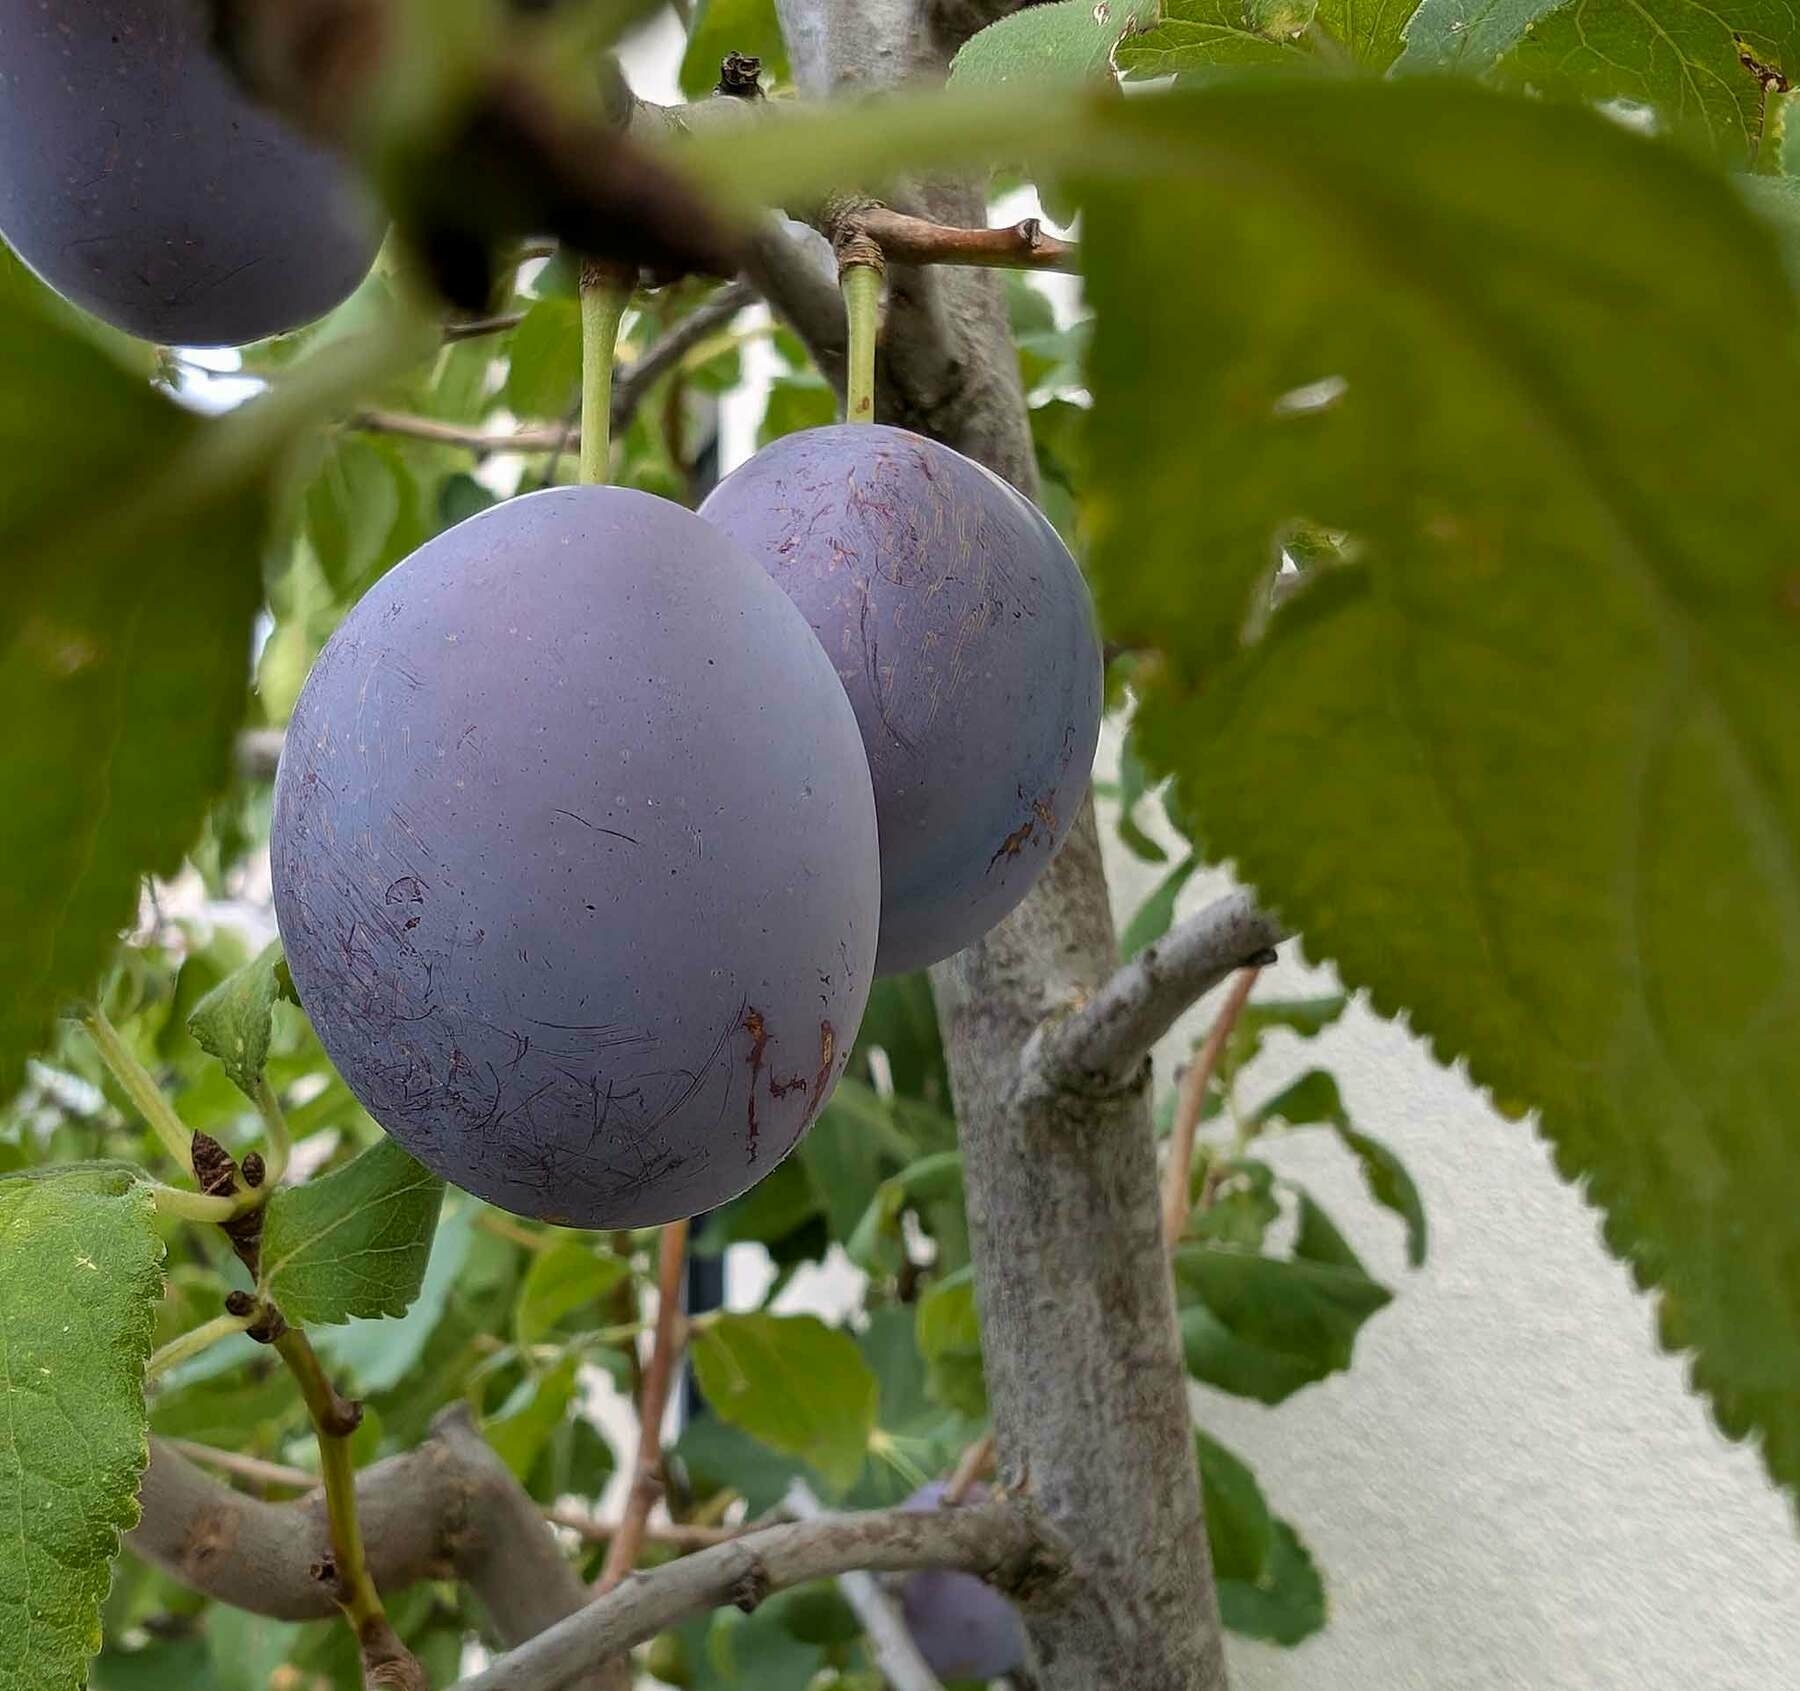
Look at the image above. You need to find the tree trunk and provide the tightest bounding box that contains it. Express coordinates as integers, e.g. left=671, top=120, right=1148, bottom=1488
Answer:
left=770, top=2, right=1232, bottom=1685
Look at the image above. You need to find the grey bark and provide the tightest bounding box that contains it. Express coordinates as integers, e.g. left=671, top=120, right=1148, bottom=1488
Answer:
left=768, top=0, right=1236, bottom=1685
left=456, top=1497, right=1066, bottom=1691
left=129, top=1407, right=619, bottom=1691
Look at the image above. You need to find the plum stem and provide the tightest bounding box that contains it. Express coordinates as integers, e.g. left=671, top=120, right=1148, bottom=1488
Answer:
left=840, top=258, right=883, bottom=424
left=79, top=1005, right=196, bottom=1176
left=253, top=1076, right=292, bottom=1189
left=580, top=261, right=633, bottom=485
left=145, top=1310, right=255, bottom=1382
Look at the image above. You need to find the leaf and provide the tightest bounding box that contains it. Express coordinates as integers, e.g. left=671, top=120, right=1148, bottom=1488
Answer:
left=1175, top=1244, right=1390, bottom=1402
left=485, top=1354, right=579, bottom=1481
left=915, top=1267, right=988, bottom=1419
left=502, top=297, right=581, bottom=421
left=1218, top=1519, right=1327, bottom=1644
left=514, top=1239, right=629, bottom=1348
left=302, top=434, right=404, bottom=595
left=680, top=0, right=791, bottom=97
left=1121, top=853, right=1198, bottom=959
left=706, top=1598, right=829, bottom=1691
left=1292, top=1191, right=1363, bottom=1271
left=689, top=1313, right=878, bottom=1492
left=0, top=1170, right=162, bottom=1691
left=1335, top=1123, right=1428, bottom=1267
left=1395, top=0, right=1797, bottom=165
left=0, top=291, right=272, bottom=1106
left=260, top=1139, right=443, bottom=1325
left=1194, top=1428, right=1274, bottom=1582
left=185, top=941, right=284, bottom=1100
left=1116, top=0, right=1310, bottom=77
left=952, top=0, right=1162, bottom=87
left=1081, top=80, right=1800, bottom=1485
left=312, top=1196, right=477, bottom=1394
left=1115, top=732, right=1170, bottom=863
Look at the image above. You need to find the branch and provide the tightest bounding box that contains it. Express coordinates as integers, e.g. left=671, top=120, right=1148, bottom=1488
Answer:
left=1160, top=965, right=1262, bottom=1246
left=610, top=279, right=756, bottom=432
left=595, top=1218, right=689, bottom=1592
left=545, top=1507, right=742, bottom=1551
left=444, top=310, right=526, bottom=342
left=130, top=1408, right=619, bottom=1691
left=784, top=1481, right=944, bottom=1691
left=852, top=208, right=1077, bottom=273
left=1033, top=890, right=1288, bottom=1093
left=352, top=411, right=569, bottom=453
left=455, top=1498, right=1066, bottom=1691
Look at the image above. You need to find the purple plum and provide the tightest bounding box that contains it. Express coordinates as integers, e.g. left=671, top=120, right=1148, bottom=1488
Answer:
left=271, top=487, right=880, bottom=1228
left=699, top=424, right=1102, bottom=975
left=900, top=1481, right=1028, bottom=1679
left=0, top=0, right=381, bottom=345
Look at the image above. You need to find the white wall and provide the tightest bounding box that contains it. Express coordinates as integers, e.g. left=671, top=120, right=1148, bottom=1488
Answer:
left=1100, top=755, right=1800, bottom=1690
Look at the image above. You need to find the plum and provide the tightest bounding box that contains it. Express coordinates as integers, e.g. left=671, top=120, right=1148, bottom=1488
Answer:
left=899, top=1482, right=1028, bottom=1679
left=699, top=424, right=1101, bottom=975
left=0, top=0, right=380, bottom=345
left=271, top=487, right=880, bottom=1228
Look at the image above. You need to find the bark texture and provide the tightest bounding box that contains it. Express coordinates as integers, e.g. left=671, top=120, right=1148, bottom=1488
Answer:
left=767, top=0, right=1236, bottom=1685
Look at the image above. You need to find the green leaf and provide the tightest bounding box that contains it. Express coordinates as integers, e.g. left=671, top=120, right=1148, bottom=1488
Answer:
left=502, top=297, right=581, bottom=421
left=680, top=0, right=790, bottom=97
left=1218, top=1519, right=1327, bottom=1644
left=1395, top=0, right=1796, bottom=165
left=1121, top=853, right=1198, bottom=959
left=674, top=1412, right=815, bottom=1514
left=689, top=1313, right=878, bottom=1492
left=514, top=1239, right=629, bottom=1348
left=0, top=1170, right=162, bottom=1691
left=1116, top=0, right=1310, bottom=77
left=1115, top=733, right=1170, bottom=863
left=185, top=941, right=284, bottom=1100
left=952, top=0, right=1162, bottom=87
left=485, top=1354, right=579, bottom=1481
left=1292, top=1191, right=1363, bottom=1271
left=1194, top=1428, right=1274, bottom=1582
left=706, top=1597, right=829, bottom=1691
left=916, top=1266, right=988, bottom=1419
left=1175, top=1244, right=1390, bottom=1402
left=0, top=293, right=271, bottom=1106
left=1082, top=79, right=1800, bottom=1485
left=1335, top=1123, right=1428, bottom=1267
left=313, top=1195, right=476, bottom=1394
left=260, top=1139, right=443, bottom=1325
left=303, top=433, right=404, bottom=595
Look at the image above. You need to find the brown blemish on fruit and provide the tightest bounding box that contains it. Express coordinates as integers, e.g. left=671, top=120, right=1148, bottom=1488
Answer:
left=743, top=1006, right=769, bottom=1161
left=987, top=792, right=1059, bottom=872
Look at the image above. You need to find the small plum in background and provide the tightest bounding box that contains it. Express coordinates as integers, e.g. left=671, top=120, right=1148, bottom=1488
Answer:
left=272, top=487, right=880, bottom=1229
left=700, top=424, right=1103, bottom=975
left=900, top=1481, right=1028, bottom=1680
left=0, top=0, right=380, bottom=344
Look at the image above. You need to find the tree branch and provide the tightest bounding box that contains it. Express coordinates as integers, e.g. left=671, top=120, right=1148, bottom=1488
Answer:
left=130, top=1408, right=618, bottom=1691
left=784, top=1481, right=944, bottom=1691
left=610, top=279, right=756, bottom=432
left=455, top=1498, right=1066, bottom=1691
left=850, top=208, right=1077, bottom=272
left=1032, top=890, right=1288, bottom=1094
left=594, top=1218, right=689, bottom=1593
left=1161, top=964, right=1263, bottom=1246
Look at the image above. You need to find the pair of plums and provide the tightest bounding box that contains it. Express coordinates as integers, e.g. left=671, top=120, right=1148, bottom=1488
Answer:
left=272, top=425, right=1103, bottom=1228
left=5, top=5, right=1102, bottom=1232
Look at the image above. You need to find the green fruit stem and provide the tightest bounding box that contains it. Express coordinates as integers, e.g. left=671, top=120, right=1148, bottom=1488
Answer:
left=81, top=1006, right=195, bottom=1176
left=580, top=260, right=632, bottom=486
left=145, top=1310, right=254, bottom=1381
left=254, top=1075, right=292, bottom=1189
left=841, top=260, right=882, bottom=424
